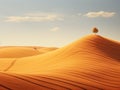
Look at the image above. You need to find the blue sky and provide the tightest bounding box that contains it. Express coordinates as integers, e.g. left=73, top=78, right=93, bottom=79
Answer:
left=0, top=0, right=120, bottom=47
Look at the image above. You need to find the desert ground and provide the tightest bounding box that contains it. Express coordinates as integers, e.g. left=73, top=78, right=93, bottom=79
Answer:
left=0, top=34, right=120, bottom=90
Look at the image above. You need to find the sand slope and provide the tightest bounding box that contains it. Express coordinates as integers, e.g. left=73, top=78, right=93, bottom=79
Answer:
left=0, top=35, right=120, bottom=90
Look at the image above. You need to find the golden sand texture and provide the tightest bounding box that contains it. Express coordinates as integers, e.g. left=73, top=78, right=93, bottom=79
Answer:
left=0, top=35, right=120, bottom=90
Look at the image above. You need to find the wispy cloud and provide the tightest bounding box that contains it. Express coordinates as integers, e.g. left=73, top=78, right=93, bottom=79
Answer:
left=4, top=13, right=64, bottom=22
left=50, top=27, right=60, bottom=32
left=84, top=11, right=116, bottom=18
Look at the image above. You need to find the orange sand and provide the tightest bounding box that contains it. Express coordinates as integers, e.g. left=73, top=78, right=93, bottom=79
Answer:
left=0, top=35, right=120, bottom=90
left=0, top=46, right=57, bottom=58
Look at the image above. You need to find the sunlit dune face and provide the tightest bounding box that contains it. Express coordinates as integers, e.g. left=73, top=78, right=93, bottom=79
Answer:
left=0, top=35, right=120, bottom=90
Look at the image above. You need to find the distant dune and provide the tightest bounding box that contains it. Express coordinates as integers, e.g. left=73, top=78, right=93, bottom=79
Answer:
left=0, top=35, right=120, bottom=90
left=0, top=46, right=57, bottom=58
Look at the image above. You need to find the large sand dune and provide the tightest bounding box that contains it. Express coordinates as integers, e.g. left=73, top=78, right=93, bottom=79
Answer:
left=0, top=35, right=120, bottom=90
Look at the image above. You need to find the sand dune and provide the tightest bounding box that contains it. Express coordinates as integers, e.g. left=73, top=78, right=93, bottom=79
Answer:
left=0, top=46, right=57, bottom=58
left=0, top=35, right=120, bottom=90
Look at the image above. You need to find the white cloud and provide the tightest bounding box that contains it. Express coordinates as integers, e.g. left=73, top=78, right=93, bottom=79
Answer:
left=5, top=13, right=64, bottom=22
left=50, top=27, right=60, bottom=32
left=84, top=11, right=116, bottom=18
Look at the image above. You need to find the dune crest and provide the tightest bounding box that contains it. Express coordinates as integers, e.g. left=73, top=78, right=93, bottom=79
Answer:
left=0, top=35, right=120, bottom=90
